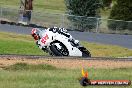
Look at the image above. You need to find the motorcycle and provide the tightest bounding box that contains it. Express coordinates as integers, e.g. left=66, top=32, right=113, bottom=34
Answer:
left=31, top=27, right=91, bottom=57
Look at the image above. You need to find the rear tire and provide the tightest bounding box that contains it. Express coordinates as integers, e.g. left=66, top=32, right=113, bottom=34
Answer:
left=79, top=47, right=91, bottom=57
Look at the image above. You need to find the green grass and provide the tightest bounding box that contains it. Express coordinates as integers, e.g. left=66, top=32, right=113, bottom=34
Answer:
left=0, top=32, right=48, bottom=55
left=0, top=0, right=66, bottom=13
left=3, top=63, right=57, bottom=71
left=0, top=0, right=112, bottom=16
left=0, top=63, right=131, bottom=88
left=81, top=41, right=132, bottom=57
left=0, top=32, right=132, bottom=57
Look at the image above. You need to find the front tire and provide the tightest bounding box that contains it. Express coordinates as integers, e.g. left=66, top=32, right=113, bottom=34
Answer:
left=50, top=42, right=69, bottom=56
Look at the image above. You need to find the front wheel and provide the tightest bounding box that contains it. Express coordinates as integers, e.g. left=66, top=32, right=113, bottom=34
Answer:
left=50, top=42, right=69, bottom=56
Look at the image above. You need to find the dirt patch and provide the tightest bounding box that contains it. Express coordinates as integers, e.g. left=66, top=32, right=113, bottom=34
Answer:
left=0, top=57, right=132, bottom=69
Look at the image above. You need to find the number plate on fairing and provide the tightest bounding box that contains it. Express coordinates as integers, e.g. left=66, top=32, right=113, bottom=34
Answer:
left=41, top=34, right=49, bottom=44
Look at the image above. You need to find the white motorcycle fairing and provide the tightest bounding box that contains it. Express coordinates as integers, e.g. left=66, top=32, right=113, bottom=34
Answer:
left=33, top=27, right=91, bottom=57
left=39, top=29, right=82, bottom=56
left=53, top=33, right=82, bottom=56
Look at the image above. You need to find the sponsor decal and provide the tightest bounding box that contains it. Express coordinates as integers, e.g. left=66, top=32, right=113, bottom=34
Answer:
left=79, top=68, right=131, bottom=86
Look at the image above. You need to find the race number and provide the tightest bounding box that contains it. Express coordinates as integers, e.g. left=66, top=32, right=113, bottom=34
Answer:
left=41, top=34, right=49, bottom=44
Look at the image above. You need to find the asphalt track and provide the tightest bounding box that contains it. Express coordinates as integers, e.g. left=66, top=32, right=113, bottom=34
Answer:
left=0, top=24, right=132, bottom=49
left=0, top=54, right=132, bottom=61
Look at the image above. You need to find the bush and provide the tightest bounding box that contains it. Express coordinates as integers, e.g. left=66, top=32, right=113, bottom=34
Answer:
left=68, top=16, right=98, bottom=31
left=107, top=20, right=128, bottom=30
left=108, top=0, right=132, bottom=31
left=102, top=0, right=112, bottom=7
left=127, top=21, right=132, bottom=30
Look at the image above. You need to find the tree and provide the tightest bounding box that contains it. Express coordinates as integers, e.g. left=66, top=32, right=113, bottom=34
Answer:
left=109, top=0, right=132, bottom=21
left=64, top=0, right=103, bottom=31
left=108, top=0, right=132, bottom=30
left=102, top=0, right=112, bottom=8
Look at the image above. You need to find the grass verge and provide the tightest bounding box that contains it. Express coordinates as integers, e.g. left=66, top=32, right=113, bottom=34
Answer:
left=0, top=32, right=132, bottom=57
left=81, top=41, right=132, bottom=57
left=0, top=32, right=48, bottom=55
left=0, top=0, right=66, bottom=13
left=0, top=63, right=131, bottom=88
left=3, top=63, right=57, bottom=71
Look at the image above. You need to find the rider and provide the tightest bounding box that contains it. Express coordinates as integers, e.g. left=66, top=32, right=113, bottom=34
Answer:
left=31, top=28, right=47, bottom=51
left=49, top=26, right=79, bottom=45
left=31, top=27, right=79, bottom=50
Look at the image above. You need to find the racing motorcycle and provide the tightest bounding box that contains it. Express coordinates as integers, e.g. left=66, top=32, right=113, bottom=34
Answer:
left=31, top=27, right=91, bottom=57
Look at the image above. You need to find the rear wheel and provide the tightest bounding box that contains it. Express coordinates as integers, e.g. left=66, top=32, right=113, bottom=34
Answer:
left=50, top=42, right=69, bottom=56
left=79, top=47, right=91, bottom=57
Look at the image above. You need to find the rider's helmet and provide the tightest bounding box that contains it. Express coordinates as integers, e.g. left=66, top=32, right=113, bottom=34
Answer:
left=53, top=26, right=59, bottom=32
left=31, top=28, right=40, bottom=40
left=48, top=26, right=59, bottom=33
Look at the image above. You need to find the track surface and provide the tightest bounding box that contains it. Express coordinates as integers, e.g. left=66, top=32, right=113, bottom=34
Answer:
left=0, top=24, right=132, bottom=49
left=0, top=54, right=132, bottom=61
left=0, top=55, right=132, bottom=69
